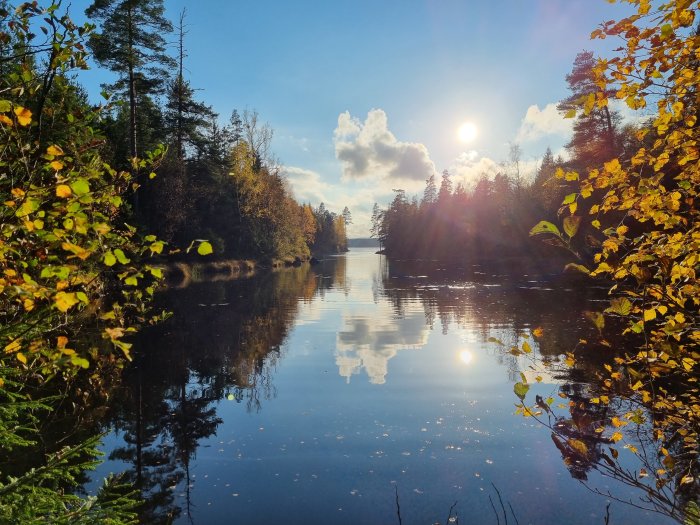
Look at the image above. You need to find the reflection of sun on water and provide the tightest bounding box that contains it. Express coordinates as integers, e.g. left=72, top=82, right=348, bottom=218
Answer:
left=459, top=350, right=474, bottom=365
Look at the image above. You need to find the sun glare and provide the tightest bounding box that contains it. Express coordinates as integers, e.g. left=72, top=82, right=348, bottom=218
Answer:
left=457, top=121, right=478, bottom=143
left=459, top=350, right=474, bottom=365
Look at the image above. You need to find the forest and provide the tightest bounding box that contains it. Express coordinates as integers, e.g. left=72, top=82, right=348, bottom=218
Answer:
left=0, top=0, right=698, bottom=523
left=0, top=0, right=349, bottom=521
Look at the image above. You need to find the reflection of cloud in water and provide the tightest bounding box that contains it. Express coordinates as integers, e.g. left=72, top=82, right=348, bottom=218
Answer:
left=335, top=312, right=429, bottom=384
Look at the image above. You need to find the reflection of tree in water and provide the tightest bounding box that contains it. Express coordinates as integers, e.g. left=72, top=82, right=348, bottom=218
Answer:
left=522, top=379, right=695, bottom=523
left=380, top=260, right=599, bottom=356
left=103, top=262, right=335, bottom=523
left=379, top=260, right=698, bottom=522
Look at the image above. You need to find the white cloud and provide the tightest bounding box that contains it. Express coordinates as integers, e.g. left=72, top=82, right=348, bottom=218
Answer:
left=515, top=103, right=573, bottom=143
left=336, top=309, right=429, bottom=384
left=449, top=151, right=501, bottom=189
left=283, top=166, right=400, bottom=237
left=334, top=109, right=436, bottom=182
left=283, top=166, right=331, bottom=204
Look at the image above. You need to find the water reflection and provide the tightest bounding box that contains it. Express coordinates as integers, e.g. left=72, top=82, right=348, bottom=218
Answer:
left=85, top=250, right=682, bottom=524
left=335, top=311, right=429, bottom=384
left=458, top=350, right=474, bottom=366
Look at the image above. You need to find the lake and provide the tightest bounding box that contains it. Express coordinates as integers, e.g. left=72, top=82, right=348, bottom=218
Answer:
left=87, top=248, right=678, bottom=524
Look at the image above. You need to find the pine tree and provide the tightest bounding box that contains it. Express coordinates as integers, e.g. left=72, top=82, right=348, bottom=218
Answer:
left=558, top=51, right=621, bottom=169
left=85, top=0, right=174, bottom=161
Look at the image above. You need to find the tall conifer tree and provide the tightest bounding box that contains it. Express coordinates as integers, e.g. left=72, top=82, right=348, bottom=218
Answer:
left=85, top=0, right=174, bottom=161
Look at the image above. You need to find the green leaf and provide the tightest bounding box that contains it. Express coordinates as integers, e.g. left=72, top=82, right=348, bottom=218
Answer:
left=514, top=382, right=530, bottom=400
left=0, top=100, right=11, bottom=112
left=104, top=251, right=117, bottom=266
left=563, top=216, right=581, bottom=238
left=564, top=263, right=590, bottom=275
left=113, top=249, right=130, bottom=264
left=562, top=193, right=577, bottom=205
left=16, top=197, right=40, bottom=218
left=564, top=108, right=577, bottom=118
left=529, top=221, right=561, bottom=237
left=149, top=241, right=164, bottom=254
left=197, top=241, right=213, bottom=256
left=70, top=178, right=90, bottom=196
left=70, top=356, right=90, bottom=368
left=660, top=23, right=673, bottom=39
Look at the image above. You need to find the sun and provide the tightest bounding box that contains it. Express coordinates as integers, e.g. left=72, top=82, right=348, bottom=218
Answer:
left=457, top=121, right=478, bottom=143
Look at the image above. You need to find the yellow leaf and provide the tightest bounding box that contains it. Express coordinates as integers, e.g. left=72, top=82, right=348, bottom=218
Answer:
left=197, top=241, right=213, bottom=256
left=56, top=184, right=72, bottom=198
left=16, top=352, right=27, bottom=364
left=612, top=416, right=628, bottom=427
left=14, top=106, right=31, bottom=126
left=54, top=291, right=79, bottom=312
left=61, top=242, right=91, bottom=260
left=57, top=336, right=68, bottom=348
left=611, top=432, right=623, bottom=443
left=644, top=309, right=656, bottom=322
left=0, top=114, right=12, bottom=126
left=568, top=438, right=588, bottom=455
left=47, top=145, right=64, bottom=156
left=23, top=298, right=34, bottom=311
left=532, top=327, right=543, bottom=338
left=50, top=160, right=64, bottom=171
left=4, top=339, right=21, bottom=354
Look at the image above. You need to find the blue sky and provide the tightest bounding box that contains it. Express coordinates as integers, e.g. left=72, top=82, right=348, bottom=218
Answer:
left=71, top=0, right=636, bottom=236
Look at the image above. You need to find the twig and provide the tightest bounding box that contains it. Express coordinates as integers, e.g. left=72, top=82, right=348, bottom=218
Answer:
left=491, top=483, right=508, bottom=525
left=508, top=502, right=520, bottom=525
left=395, top=485, right=402, bottom=525
left=604, top=502, right=611, bottom=524
left=489, top=495, right=500, bottom=525
left=445, top=500, right=458, bottom=524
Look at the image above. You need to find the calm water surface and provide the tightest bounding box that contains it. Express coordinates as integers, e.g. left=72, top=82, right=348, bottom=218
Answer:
left=89, top=249, right=676, bottom=524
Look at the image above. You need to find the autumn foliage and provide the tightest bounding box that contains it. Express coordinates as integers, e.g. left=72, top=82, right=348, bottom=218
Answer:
left=527, top=0, right=699, bottom=517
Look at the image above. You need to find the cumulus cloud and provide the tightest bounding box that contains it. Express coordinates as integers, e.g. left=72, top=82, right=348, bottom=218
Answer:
left=283, top=166, right=399, bottom=237
left=334, top=109, right=436, bottom=182
left=449, top=151, right=501, bottom=188
left=283, top=166, right=331, bottom=204
left=515, top=102, right=573, bottom=143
